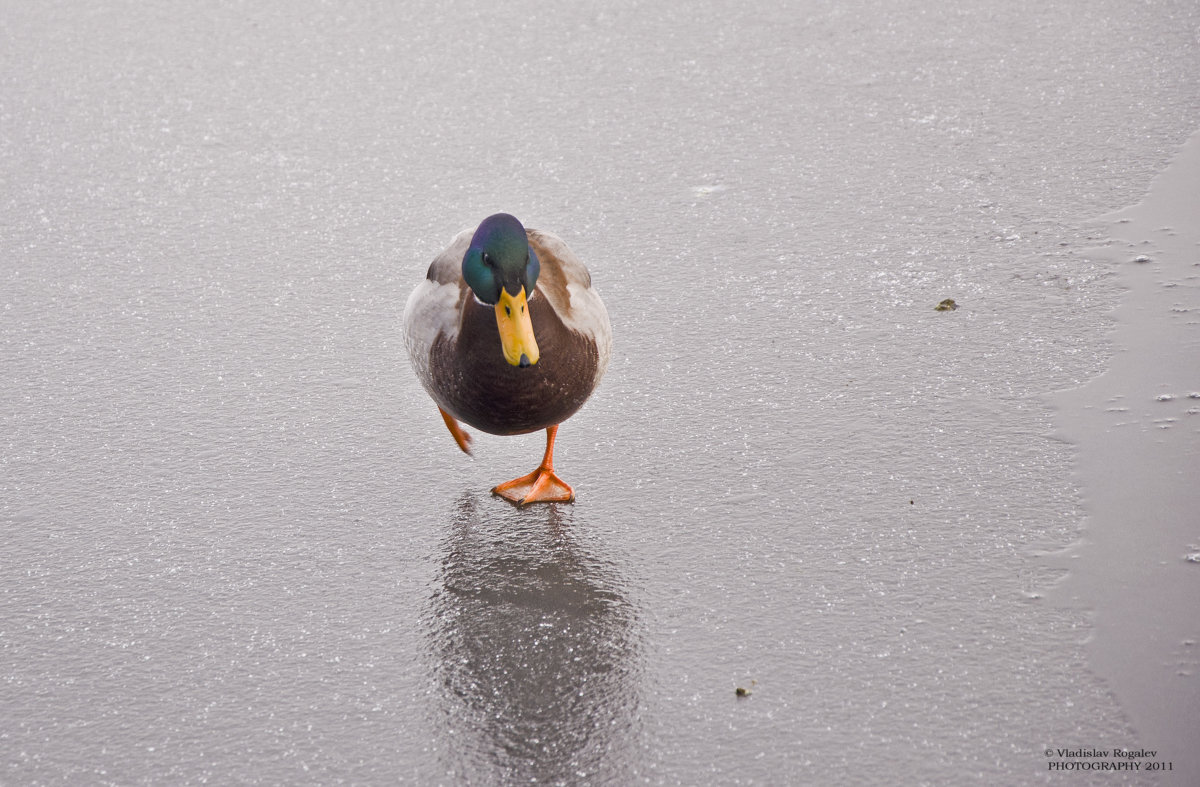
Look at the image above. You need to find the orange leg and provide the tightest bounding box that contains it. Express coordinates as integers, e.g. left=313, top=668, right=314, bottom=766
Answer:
left=492, top=424, right=575, bottom=506
left=439, top=407, right=472, bottom=455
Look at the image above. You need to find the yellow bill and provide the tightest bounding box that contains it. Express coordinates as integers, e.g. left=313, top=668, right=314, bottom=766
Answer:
left=495, top=286, right=539, bottom=367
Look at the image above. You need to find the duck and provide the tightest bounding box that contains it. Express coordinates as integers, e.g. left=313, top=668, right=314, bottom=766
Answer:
left=402, top=213, right=612, bottom=505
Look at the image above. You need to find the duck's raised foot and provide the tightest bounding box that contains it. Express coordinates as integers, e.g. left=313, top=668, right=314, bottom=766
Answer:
left=492, top=467, right=575, bottom=506
left=438, top=407, right=472, bottom=455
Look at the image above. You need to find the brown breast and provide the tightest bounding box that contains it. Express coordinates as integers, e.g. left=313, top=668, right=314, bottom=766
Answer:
left=428, top=290, right=601, bottom=436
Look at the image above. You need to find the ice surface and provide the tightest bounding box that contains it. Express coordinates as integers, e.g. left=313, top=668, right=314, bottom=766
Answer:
left=2, top=0, right=1199, bottom=784
left=1051, top=129, right=1200, bottom=775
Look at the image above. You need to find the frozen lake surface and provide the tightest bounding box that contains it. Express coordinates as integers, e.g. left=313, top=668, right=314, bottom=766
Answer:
left=3, top=1, right=1199, bottom=784
left=1051, top=129, right=1200, bottom=780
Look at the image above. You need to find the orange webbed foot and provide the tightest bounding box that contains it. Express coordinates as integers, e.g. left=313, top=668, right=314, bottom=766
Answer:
left=490, top=424, right=575, bottom=506
left=492, top=467, right=575, bottom=506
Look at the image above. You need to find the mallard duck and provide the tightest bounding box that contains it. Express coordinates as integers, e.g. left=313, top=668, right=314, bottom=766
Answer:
left=403, top=213, right=612, bottom=505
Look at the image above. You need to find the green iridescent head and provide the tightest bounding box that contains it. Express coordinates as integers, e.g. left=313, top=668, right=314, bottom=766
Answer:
left=461, top=213, right=542, bottom=367
left=461, top=213, right=540, bottom=305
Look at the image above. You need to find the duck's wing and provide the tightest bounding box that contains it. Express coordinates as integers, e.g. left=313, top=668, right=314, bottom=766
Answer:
left=402, top=228, right=472, bottom=381
left=526, top=229, right=612, bottom=361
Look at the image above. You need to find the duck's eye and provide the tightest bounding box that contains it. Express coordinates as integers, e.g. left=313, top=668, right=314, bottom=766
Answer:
left=482, top=253, right=494, bottom=267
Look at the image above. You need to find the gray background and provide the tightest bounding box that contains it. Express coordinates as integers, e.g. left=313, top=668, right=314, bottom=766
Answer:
left=3, top=0, right=1198, bottom=784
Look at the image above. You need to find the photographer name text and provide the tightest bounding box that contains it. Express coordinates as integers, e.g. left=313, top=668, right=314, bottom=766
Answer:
left=1045, top=748, right=1173, bottom=772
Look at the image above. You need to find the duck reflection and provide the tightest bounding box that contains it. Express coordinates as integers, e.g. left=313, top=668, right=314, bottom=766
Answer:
left=425, top=494, right=642, bottom=784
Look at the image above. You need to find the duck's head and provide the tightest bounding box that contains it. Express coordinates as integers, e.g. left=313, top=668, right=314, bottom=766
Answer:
left=462, top=213, right=542, bottom=368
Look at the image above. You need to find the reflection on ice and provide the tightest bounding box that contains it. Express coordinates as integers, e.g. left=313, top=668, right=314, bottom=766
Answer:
left=424, top=495, right=642, bottom=784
